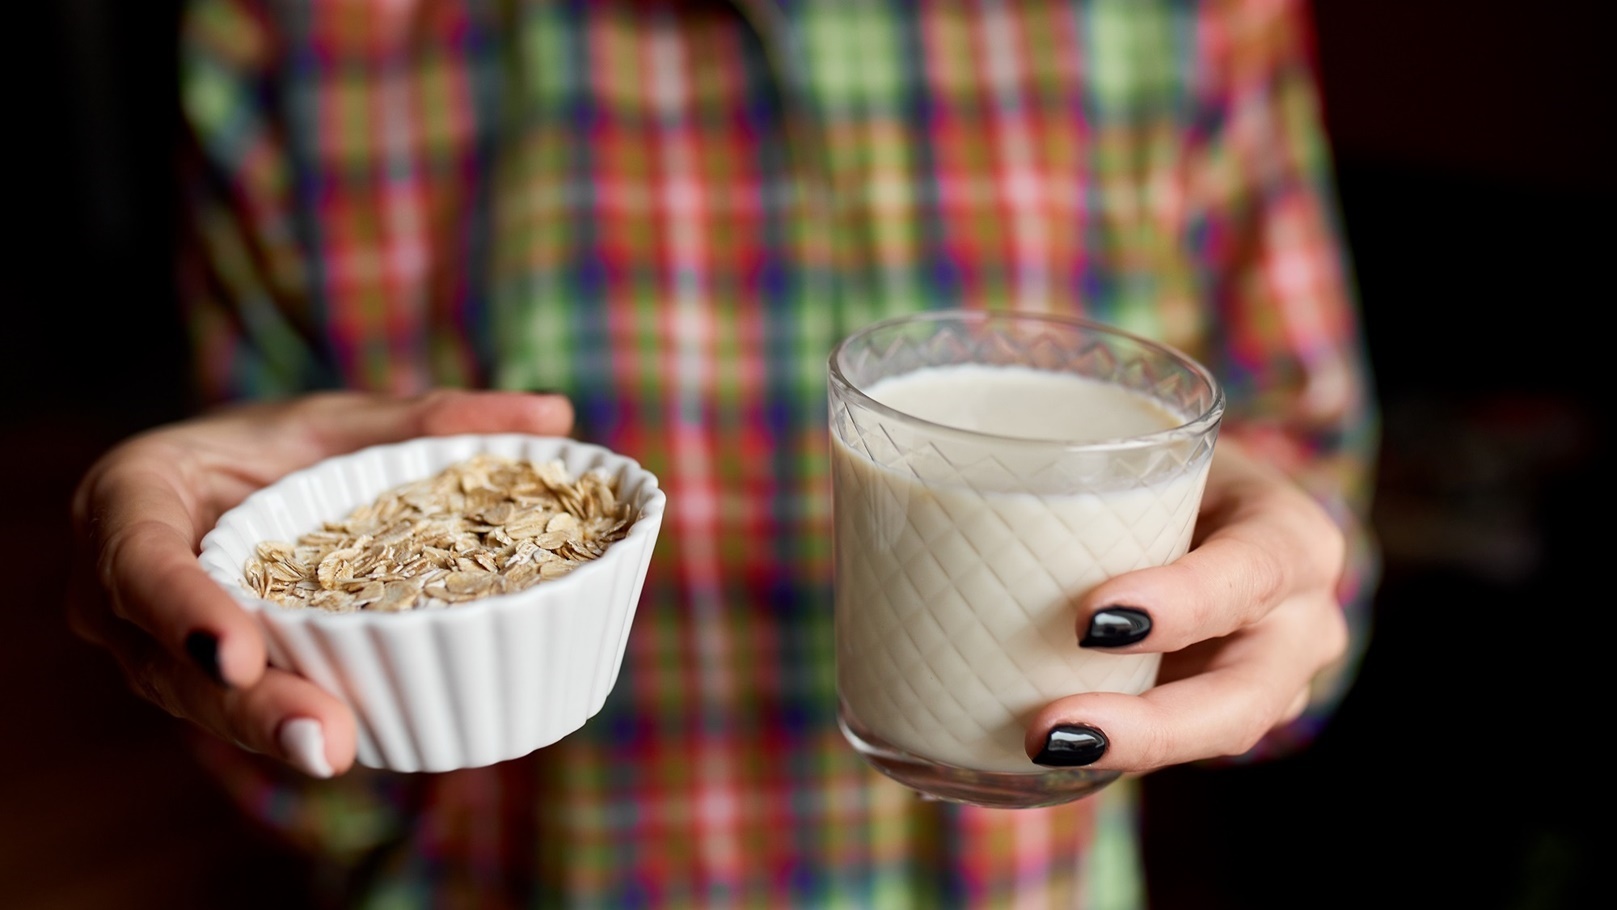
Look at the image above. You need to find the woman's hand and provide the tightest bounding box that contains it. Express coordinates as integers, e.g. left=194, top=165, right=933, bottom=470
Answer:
left=67, top=390, right=574, bottom=778
left=1026, top=439, right=1351, bottom=771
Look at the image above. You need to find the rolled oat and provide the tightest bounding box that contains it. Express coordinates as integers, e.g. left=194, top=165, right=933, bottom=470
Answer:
left=243, top=454, right=634, bottom=612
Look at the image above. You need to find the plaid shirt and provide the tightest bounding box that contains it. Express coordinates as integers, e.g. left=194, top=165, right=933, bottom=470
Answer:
left=178, top=1, right=1376, bottom=906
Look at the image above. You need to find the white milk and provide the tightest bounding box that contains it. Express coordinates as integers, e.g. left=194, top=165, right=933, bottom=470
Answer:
left=833, top=364, right=1211, bottom=772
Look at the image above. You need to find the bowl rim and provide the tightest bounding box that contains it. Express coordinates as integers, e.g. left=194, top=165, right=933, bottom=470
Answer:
left=197, top=433, right=666, bottom=628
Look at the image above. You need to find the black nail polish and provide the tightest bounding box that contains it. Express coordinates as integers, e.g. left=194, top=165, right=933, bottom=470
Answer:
left=184, top=630, right=226, bottom=686
left=1080, top=607, right=1152, bottom=648
left=1034, top=724, right=1108, bottom=767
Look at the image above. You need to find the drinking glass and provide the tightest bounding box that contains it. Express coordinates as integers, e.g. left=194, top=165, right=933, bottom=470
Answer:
left=827, top=309, right=1224, bottom=808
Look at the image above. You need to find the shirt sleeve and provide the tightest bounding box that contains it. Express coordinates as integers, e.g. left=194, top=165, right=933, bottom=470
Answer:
left=179, top=0, right=495, bottom=403
left=1189, top=0, right=1381, bottom=760
left=179, top=0, right=327, bottom=402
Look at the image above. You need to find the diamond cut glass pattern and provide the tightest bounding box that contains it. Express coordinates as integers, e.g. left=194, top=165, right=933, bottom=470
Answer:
left=828, top=310, right=1223, bottom=808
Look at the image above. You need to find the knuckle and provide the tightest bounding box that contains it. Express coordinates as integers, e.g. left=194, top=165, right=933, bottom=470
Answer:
left=1281, top=689, right=1310, bottom=724
left=70, top=450, right=140, bottom=543
left=1317, top=602, right=1350, bottom=663
left=1294, top=498, right=1347, bottom=589
left=1133, top=729, right=1174, bottom=771
left=1224, top=693, right=1278, bottom=758
left=1162, top=561, right=1222, bottom=632
left=69, top=464, right=107, bottom=535
left=414, top=389, right=467, bottom=434
left=123, top=651, right=184, bottom=718
left=1221, top=678, right=1292, bottom=759
left=92, top=519, right=157, bottom=618
left=1291, top=591, right=1350, bottom=669
left=1129, top=707, right=1179, bottom=771
left=64, top=588, right=105, bottom=646
left=1227, top=720, right=1269, bottom=758
left=1178, top=539, right=1282, bottom=632
left=414, top=388, right=452, bottom=411
left=215, top=691, right=260, bottom=753
left=1239, top=535, right=1288, bottom=609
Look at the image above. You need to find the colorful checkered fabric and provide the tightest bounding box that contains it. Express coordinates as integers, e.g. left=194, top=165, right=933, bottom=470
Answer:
left=178, top=1, right=1376, bottom=907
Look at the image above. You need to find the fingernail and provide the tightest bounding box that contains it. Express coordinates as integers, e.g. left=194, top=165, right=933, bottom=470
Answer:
left=1033, top=724, right=1109, bottom=767
left=184, top=630, right=227, bottom=686
left=1080, top=607, right=1152, bottom=648
left=278, top=718, right=334, bottom=779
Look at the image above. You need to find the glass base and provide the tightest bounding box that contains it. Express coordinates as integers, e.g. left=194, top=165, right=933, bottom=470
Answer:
left=838, top=708, right=1120, bottom=809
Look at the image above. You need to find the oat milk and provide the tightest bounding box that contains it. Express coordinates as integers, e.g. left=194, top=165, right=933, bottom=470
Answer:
left=833, top=364, right=1211, bottom=772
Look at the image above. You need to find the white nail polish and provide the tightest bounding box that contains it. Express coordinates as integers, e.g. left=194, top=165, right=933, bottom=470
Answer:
left=278, top=717, right=334, bottom=779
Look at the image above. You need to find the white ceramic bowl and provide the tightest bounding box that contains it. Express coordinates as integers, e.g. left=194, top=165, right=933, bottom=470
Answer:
left=197, top=434, right=665, bottom=773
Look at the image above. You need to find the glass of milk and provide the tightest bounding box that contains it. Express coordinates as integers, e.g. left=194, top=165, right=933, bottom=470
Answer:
left=828, top=309, right=1225, bottom=808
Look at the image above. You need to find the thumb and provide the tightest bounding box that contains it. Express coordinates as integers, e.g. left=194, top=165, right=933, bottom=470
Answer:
left=291, top=389, right=576, bottom=458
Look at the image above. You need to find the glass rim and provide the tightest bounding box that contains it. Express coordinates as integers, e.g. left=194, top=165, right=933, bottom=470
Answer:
left=827, top=309, right=1226, bottom=453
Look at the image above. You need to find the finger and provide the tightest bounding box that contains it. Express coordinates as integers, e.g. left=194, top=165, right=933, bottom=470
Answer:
left=1280, top=687, right=1310, bottom=725
left=214, top=667, right=359, bottom=778
left=296, top=389, right=575, bottom=460
left=155, top=391, right=576, bottom=503
left=87, top=463, right=269, bottom=689
left=1075, top=537, right=1286, bottom=655
left=89, top=610, right=356, bottom=777
left=1075, top=461, right=1343, bottom=655
left=1028, top=596, right=1345, bottom=772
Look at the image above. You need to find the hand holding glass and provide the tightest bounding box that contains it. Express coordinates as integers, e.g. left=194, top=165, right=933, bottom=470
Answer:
left=828, top=310, right=1224, bottom=808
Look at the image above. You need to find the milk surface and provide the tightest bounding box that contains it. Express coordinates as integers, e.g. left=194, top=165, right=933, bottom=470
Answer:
left=833, top=364, right=1210, bottom=772
left=869, top=363, right=1177, bottom=442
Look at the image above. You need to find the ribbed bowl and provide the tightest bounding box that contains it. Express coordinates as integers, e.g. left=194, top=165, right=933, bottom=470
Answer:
left=197, top=434, right=665, bottom=773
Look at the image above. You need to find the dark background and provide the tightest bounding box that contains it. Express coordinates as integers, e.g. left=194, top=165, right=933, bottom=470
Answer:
left=3, top=1, right=1609, bottom=907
